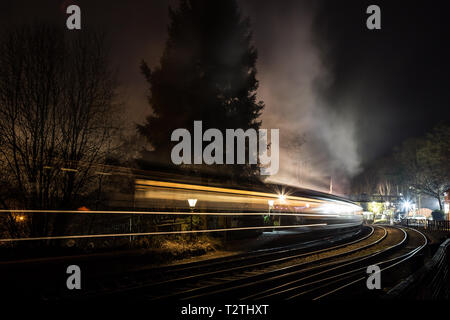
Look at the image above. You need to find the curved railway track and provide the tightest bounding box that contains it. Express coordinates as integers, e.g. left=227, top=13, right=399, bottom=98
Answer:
left=56, top=225, right=369, bottom=300
left=56, top=225, right=427, bottom=302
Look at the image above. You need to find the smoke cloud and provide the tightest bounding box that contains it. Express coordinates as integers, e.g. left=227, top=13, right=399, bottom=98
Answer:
left=241, top=0, right=361, bottom=193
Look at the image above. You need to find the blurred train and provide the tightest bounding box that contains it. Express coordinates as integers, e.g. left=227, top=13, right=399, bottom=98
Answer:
left=133, top=178, right=363, bottom=236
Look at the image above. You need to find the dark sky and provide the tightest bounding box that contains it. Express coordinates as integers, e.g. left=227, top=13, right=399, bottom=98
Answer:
left=1, top=0, right=449, bottom=193
left=313, top=0, right=450, bottom=163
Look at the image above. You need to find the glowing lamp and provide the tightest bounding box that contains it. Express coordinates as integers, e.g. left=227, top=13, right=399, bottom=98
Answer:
left=402, top=200, right=412, bottom=211
left=187, top=199, right=197, bottom=208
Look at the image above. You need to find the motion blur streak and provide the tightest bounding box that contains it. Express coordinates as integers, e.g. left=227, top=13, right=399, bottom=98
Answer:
left=134, top=179, right=363, bottom=216
left=0, top=180, right=362, bottom=242
left=0, top=223, right=328, bottom=242
left=136, top=179, right=324, bottom=202
left=0, top=210, right=339, bottom=218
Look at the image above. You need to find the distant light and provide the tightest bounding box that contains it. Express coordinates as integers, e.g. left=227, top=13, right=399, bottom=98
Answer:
left=187, top=199, right=197, bottom=208
left=305, top=203, right=310, bottom=208
left=402, top=200, right=412, bottom=211
left=268, top=200, right=274, bottom=207
left=385, top=201, right=390, bottom=207
left=279, top=194, right=286, bottom=202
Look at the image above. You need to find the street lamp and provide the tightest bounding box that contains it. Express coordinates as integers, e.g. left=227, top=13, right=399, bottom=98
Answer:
left=268, top=199, right=274, bottom=216
left=187, top=199, right=197, bottom=234
left=276, top=195, right=286, bottom=227
left=188, top=199, right=197, bottom=209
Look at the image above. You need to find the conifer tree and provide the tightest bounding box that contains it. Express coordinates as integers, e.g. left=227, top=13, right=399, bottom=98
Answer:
left=138, top=0, right=264, bottom=179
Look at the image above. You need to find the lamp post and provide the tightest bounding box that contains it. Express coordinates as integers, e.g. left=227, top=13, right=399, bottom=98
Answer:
left=266, top=199, right=275, bottom=228
left=277, top=194, right=287, bottom=227
left=187, top=199, right=197, bottom=237
left=268, top=200, right=274, bottom=216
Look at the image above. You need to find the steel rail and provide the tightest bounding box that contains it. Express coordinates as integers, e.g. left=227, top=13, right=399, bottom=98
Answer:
left=67, top=226, right=373, bottom=300
left=136, top=226, right=370, bottom=276
left=147, top=226, right=389, bottom=301
left=310, top=226, right=428, bottom=300
left=245, top=226, right=408, bottom=301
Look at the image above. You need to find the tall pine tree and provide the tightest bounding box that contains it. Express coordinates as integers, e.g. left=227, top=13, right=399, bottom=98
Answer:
left=138, top=0, right=264, bottom=180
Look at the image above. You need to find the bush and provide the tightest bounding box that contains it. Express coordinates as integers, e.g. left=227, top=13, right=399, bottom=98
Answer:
left=431, top=210, right=445, bottom=221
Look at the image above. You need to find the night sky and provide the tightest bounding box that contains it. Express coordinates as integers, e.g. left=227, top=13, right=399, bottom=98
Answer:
left=1, top=0, right=449, bottom=193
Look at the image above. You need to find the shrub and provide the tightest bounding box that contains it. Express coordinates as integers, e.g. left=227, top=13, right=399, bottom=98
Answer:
left=431, top=210, right=445, bottom=221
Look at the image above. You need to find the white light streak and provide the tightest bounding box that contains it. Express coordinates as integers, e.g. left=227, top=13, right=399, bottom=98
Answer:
left=0, top=223, right=327, bottom=242
left=0, top=209, right=340, bottom=218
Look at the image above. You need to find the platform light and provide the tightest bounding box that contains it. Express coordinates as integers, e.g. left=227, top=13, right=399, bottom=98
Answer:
left=278, top=194, right=286, bottom=202
left=187, top=199, right=197, bottom=208
left=268, top=200, right=274, bottom=207
left=187, top=199, right=197, bottom=234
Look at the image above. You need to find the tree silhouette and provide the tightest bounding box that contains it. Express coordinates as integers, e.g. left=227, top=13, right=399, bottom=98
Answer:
left=0, top=24, right=120, bottom=237
left=138, top=0, right=264, bottom=180
left=396, top=124, right=450, bottom=210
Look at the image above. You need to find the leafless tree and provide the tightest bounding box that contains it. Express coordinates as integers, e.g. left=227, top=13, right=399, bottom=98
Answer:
left=0, top=24, right=120, bottom=237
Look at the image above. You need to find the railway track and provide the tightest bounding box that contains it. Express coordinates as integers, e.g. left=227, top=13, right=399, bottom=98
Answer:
left=58, top=225, right=380, bottom=300
left=56, top=225, right=427, bottom=301
left=54, top=225, right=368, bottom=300
left=246, top=226, right=427, bottom=301
left=155, top=225, right=398, bottom=301
left=307, top=226, right=428, bottom=300
left=185, top=226, right=425, bottom=302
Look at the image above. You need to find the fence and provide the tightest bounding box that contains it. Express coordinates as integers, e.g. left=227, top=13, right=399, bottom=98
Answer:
left=401, top=219, right=450, bottom=232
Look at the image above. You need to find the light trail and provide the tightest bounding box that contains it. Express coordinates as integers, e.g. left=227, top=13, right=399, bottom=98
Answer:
left=0, top=209, right=340, bottom=218
left=0, top=223, right=327, bottom=242
left=133, top=179, right=363, bottom=215
left=136, top=179, right=326, bottom=203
